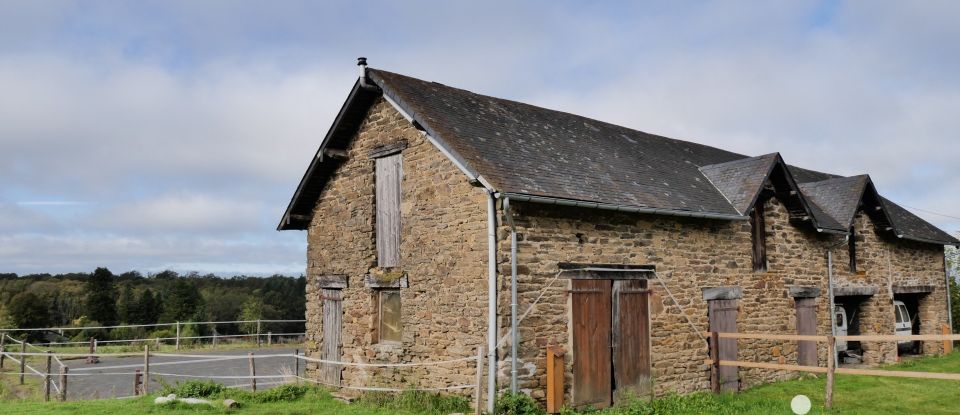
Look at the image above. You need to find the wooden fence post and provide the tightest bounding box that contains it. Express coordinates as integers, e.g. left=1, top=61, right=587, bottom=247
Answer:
left=474, top=346, right=484, bottom=415
left=710, top=331, right=720, bottom=394
left=943, top=324, right=953, bottom=354
left=213, top=329, right=218, bottom=349
left=0, top=334, right=6, bottom=369
left=267, top=332, right=272, bottom=346
left=134, top=369, right=142, bottom=396
left=43, top=351, right=52, bottom=401
left=93, top=338, right=98, bottom=353
left=293, top=349, right=299, bottom=381
left=19, top=341, right=26, bottom=385
left=143, top=345, right=150, bottom=395
left=175, top=321, right=181, bottom=351
left=826, top=335, right=835, bottom=409
left=256, top=320, right=262, bottom=348
left=59, top=366, right=68, bottom=402
left=248, top=353, right=257, bottom=392
left=546, top=346, right=565, bottom=414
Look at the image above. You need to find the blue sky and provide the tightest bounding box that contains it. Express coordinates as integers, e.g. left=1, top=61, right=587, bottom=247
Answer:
left=1, top=1, right=958, bottom=276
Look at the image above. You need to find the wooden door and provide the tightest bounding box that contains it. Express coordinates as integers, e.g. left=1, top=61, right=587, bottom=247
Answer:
left=320, top=288, right=343, bottom=386
left=708, top=299, right=739, bottom=392
left=571, top=279, right=612, bottom=409
left=613, top=280, right=651, bottom=401
left=795, top=297, right=817, bottom=366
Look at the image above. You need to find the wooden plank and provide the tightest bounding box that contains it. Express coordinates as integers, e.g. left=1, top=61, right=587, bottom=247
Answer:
left=320, top=288, right=343, bottom=386
left=572, top=279, right=612, bottom=409
left=710, top=332, right=720, bottom=393
left=836, top=334, right=960, bottom=342
left=368, top=140, right=408, bottom=158
left=834, top=367, right=960, bottom=381
left=546, top=346, right=564, bottom=413
left=704, top=332, right=828, bottom=342
left=703, top=359, right=829, bottom=374
left=375, top=154, right=402, bottom=267
left=613, top=279, right=651, bottom=401
left=944, top=324, right=953, bottom=354
left=795, top=297, right=818, bottom=366
left=709, top=299, right=739, bottom=392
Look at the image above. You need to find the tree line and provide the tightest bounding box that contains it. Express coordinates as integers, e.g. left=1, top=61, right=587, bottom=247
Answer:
left=0, top=268, right=305, bottom=342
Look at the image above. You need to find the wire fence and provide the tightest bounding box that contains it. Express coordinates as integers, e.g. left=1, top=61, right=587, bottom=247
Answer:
left=0, top=321, right=483, bottom=408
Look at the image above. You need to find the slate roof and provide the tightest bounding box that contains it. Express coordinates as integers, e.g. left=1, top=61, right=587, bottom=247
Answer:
left=799, top=176, right=871, bottom=229
left=278, top=68, right=958, bottom=245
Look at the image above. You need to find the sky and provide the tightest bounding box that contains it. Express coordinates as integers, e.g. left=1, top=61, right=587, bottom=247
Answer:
left=1, top=0, right=959, bottom=276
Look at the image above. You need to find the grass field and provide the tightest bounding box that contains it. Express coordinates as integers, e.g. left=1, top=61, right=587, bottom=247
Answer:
left=0, top=352, right=957, bottom=414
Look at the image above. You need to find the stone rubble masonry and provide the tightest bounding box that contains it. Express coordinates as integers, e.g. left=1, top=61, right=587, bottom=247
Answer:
left=302, top=97, right=948, bottom=404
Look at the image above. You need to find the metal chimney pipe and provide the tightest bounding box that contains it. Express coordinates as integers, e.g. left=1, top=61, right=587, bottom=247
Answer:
left=357, top=57, right=376, bottom=90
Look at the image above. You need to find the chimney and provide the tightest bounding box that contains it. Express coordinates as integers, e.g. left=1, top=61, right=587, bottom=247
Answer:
left=357, top=57, right=375, bottom=89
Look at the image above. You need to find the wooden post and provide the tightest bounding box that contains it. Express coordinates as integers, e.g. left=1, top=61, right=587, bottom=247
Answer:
left=59, top=366, right=68, bottom=402
left=256, top=320, right=262, bottom=348
left=248, top=352, right=257, bottom=392
left=267, top=332, right=272, bottom=346
left=93, top=338, right=98, bottom=353
left=175, top=321, right=181, bottom=351
left=474, top=346, right=484, bottom=415
left=293, top=349, right=299, bottom=380
left=710, top=331, right=720, bottom=394
left=0, top=334, right=6, bottom=369
left=943, top=324, right=953, bottom=354
left=213, top=329, right=218, bottom=349
left=546, top=346, right=565, bottom=414
left=19, top=341, right=26, bottom=385
left=43, top=351, right=52, bottom=401
left=826, top=335, right=835, bottom=409
left=143, top=345, right=150, bottom=395
left=134, top=369, right=142, bottom=396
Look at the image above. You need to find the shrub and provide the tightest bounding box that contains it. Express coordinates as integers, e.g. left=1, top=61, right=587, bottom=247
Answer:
left=250, top=384, right=311, bottom=403
left=160, top=380, right=226, bottom=398
left=496, top=391, right=546, bottom=415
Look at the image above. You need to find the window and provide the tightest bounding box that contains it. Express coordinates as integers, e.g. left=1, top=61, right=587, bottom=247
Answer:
left=750, top=202, right=767, bottom=272
left=377, top=289, right=402, bottom=343
left=848, top=225, right=857, bottom=272
left=375, top=153, right=402, bottom=267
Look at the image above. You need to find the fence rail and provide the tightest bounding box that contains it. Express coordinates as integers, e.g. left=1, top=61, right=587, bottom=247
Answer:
left=704, top=330, right=960, bottom=409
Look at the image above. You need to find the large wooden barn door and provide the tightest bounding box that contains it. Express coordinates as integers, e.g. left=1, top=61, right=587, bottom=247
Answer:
left=795, top=297, right=817, bottom=366
left=613, top=280, right=651, bottom=401
left=571, top=279, right=612, bottom=409
left=320, top=288, right=343, bottom=386
left=709, top=299, right=739, bottom=392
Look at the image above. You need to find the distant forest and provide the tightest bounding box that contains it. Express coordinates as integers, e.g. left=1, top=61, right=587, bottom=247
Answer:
left=0, top=268, right=305, bottom=342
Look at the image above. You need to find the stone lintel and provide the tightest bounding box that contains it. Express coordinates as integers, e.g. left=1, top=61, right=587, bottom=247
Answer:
left=788, top=286, right=821, bottom=298
left=892, top=284, right=935, bottom=294
left=702, top=286, right=743, bottom=300
left=833, top=285, right=878, bottom=297
left=364, top=274, right=409, bottom=288
left=316, top=274, right=348, bottom=289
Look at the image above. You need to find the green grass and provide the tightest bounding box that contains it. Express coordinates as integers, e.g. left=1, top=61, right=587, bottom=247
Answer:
left=580, top=351, right=960, bottom=415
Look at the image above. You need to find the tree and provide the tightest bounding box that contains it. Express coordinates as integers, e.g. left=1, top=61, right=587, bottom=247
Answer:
left=9, top=292, right=51, bottom=338
left=159, top=279, right=203, bottom=323
left=131, top=288, right=159, bottom=325
left=116, top=284, right=135, bottom=324
left=85, top=267, right=117, bottom=326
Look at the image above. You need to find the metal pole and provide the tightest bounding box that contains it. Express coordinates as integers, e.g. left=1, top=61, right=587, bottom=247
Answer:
left=143, top=345, right=150, bottom=395
left=248, top=353, right=257, bottom=392
left=486, top=193, right=497, bottom=414
left=59, top=366, right=68, bottom=402
left=506, top=198, right=518, bottom=394
left=828, top=249, right=838, bottom=366
left=944, top=255, right=954, bottom=335
left=43, top=351, right=52, bottom=401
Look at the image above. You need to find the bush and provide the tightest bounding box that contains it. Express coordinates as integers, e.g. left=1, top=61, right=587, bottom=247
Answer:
left=496, top=391, right=546, bottom=415
left=250, top=384, right=311, bottom=403
left=160, top=380, right=226, bottom=398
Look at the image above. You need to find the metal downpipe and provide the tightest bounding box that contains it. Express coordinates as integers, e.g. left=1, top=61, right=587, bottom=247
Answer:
left=504, top=197, right=519, bottom=393
left=486, top=192, right=497, bottom=413
left=826, top=235, right=848, bottom=363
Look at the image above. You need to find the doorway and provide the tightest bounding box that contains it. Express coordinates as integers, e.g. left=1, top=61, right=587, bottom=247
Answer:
left=571, top=279, right=651, bottom=408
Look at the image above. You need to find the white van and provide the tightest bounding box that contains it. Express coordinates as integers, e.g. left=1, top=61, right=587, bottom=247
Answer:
left=894, top=300, right=914, bottom=350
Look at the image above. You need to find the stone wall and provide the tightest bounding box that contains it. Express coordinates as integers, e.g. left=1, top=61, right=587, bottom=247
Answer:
left=304, top=97, right=489, bottom=392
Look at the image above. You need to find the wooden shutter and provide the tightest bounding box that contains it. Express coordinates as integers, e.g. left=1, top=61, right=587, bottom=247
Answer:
left=375, top=154, right=402, bottom=267
left=708, top=299, right=739, bottom=392
left=795, top=297, right=817, bottom=366
left=750, top=203, right=767, bottom=272
left=320, top=288, right=343, bottom=386
left=612, top=279, right=651, bottom=401
left=571, top=279, right=612, bottom=408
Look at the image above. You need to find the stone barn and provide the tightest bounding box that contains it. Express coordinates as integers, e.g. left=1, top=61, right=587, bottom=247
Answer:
left=279, top=60, right=957, bottom=410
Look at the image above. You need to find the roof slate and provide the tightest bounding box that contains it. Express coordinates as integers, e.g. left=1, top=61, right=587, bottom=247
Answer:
left=277, top=68, right=958, bottom=245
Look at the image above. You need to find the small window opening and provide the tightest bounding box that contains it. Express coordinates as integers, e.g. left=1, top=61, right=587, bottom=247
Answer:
left=750, top=203, right=767, bottom=272
left=376, top=289, right=402, bottom=343
left=848, top=225, right=857, bottom=272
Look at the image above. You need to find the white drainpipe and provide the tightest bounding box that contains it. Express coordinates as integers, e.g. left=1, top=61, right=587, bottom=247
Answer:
left=486, top=192, right=498, bottom=413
